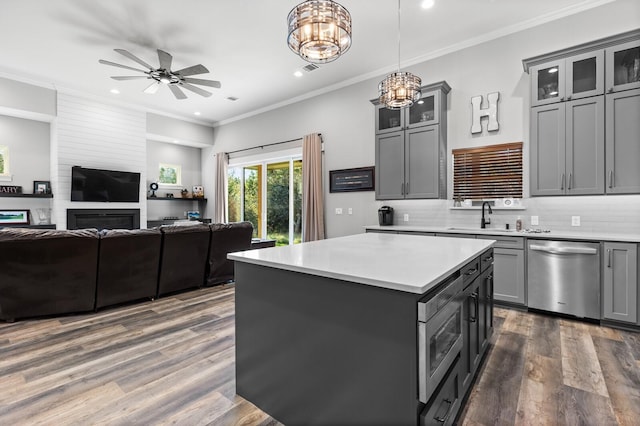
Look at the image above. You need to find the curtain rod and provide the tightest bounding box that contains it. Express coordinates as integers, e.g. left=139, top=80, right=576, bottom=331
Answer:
left=225, top=133, right=322, bottom=156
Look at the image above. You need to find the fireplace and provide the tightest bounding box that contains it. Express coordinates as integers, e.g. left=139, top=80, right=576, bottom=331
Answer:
left=67, top=209, right=140, bottom=230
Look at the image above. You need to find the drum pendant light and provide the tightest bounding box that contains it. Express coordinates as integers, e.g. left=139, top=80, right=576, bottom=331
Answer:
left=287, top=0, right=352, bottom=64
left=379, top=0, right=422, bottom=109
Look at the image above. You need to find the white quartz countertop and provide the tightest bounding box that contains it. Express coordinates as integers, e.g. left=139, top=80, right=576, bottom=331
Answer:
left=364, top=225, right=640, bottom=243
left=228, top=233, right=494, bottom=294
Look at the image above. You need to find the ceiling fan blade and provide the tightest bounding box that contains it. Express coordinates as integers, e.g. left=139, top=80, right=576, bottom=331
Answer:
left=99, top=59, right=148, bottom=73
left=180, top=83, right=212, bottom=97
left=114, top=49, right=154, bottom=70
left=111, top=76, right=150, bottom=81
left=174, top=64, right=209, bottom=77
left=144, top=82, right=160, bottom=94
left=168, top=84, right=187, bottom=100
left=183, top=77, right=221, bottom=88
left=157, top=49, right=173, bottom=71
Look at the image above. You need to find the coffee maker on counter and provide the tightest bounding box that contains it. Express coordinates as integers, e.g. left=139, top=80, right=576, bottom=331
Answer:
left=378, top=206, right=394, bottom=226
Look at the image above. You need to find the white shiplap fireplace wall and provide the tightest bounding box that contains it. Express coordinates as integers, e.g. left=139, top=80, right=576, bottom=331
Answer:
left=53, top=93, right=147, bottom=229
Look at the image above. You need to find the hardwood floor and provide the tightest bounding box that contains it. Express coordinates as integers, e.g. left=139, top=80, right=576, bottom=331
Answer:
left=0, top=286, right=638, bottom=425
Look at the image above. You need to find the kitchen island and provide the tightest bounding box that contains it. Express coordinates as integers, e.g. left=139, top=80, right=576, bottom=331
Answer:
left=229, top=232, right=494, bottom=426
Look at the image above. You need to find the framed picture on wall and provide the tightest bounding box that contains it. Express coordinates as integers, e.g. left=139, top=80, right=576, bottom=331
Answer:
left=158, top=163, right=182, bottom=186
left=33, top=180, right=51, bottom=194
left=329, top=166, right=375, bottom=193
left=0, top=145, right=10, bottom=179
left=0, top=210, right=30, bottom=225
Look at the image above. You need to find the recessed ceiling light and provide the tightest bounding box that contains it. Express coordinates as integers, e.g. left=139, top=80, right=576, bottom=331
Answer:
left=294, top=70, right=303, bottom=78
left=421, top=0, right=435, bottom=9
left=110, top=89, right=120, bottom=94
left=194, top=111, right=201, bottom=116
left=173, top=140, right=180, bottom=144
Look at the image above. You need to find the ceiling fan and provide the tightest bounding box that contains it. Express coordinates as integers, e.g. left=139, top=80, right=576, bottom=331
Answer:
left=98, top=48, right=221, bottom=100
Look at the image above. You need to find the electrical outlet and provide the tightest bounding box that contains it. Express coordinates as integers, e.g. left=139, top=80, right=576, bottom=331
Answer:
left=531, top=216, right=539, bottom=226
left=348, top=208, right=353, bottom=215
left=403, top=214, right=409, bottom=222
left=335, top=208, right=343, bottom=215
left=571, top=216, right=580, bottom=226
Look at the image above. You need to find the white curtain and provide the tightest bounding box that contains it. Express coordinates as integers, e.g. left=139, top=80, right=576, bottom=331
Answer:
left=302, top=133, right=325, bottom=241
left=214, top=152, right=228, bottom=223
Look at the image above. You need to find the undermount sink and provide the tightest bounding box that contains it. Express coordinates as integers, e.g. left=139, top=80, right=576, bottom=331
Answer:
left=446, top=227, right=516, bottom=233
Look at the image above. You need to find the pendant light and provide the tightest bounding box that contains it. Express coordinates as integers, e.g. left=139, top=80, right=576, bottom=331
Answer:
left=379, top=0, right=421, bottom=109
left=287, top=0, right=352, bottom=64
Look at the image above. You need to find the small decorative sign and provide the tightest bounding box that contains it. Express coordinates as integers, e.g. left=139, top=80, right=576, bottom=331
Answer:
left=0, top=185, right=22, bottom=194
left=329, top=167, right=375, bottom=193
left=33, top=181, right=51, bottom=194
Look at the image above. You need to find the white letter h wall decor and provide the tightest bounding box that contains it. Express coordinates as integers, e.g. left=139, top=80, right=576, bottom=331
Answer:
left=471, top=92, right=499, bottom=134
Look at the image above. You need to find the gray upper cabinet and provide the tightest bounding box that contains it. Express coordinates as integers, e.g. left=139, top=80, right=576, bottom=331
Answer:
left=525, top=29, right=640, bottom=197
left=605, top=88, right=640, bottom=194
left=530, top=97, right=604, bottom=196
left=372, top=81, right=450, bottom=200
left=530, top=50, right=603, bottom=107
left=605, top=40, right=640, bottom=93
left=602, top=242, right=637, bottom=324
left=375, top=132, right=404, bottom=199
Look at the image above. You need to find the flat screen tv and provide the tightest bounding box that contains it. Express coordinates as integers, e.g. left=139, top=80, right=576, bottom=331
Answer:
left=71, top=166, right=141, bottom=202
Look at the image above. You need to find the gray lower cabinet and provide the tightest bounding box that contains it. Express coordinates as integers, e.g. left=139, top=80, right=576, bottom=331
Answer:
left=530, top=96, right=604, bottom=196
left=605, top=88, right=640, bottom=194
left=602, top=242, right=638, bottom=324
left=492, top=248, right=526, bottom=305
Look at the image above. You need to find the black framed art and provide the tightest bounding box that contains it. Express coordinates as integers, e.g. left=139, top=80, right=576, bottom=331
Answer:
left=329, top=166, right=375, bottom=193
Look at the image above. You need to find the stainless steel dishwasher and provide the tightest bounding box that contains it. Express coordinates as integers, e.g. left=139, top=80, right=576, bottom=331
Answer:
left=527, top=240, right=600, bottom=319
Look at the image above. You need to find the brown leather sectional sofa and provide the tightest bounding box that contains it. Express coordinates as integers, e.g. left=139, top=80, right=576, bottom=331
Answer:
left=0, top=221, right=254, bottom=322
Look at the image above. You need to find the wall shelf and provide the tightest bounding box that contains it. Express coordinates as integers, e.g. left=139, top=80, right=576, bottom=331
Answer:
left=147, top=197, right=207, bottom=202
left=0, top=193, right=53, bottom=198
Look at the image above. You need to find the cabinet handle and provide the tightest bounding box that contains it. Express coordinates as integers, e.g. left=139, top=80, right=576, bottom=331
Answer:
left=401, top=182, right=404, bottom=195
left=560, top=173, right=565, bottom=190
left=434, top=398, right=453, bottom=423
left=470, top=292, right=478, bottom=323
left=607, top=88, right=614, bottom=93
left=607, top=249, right=612, bottom=268
left=488, top=275, right=493, bottom=301
left=465, top=268, right=478, bottom=276
left=566, top=95, right=572, bottom=100
left=560, top=97, right=565, bottom=101
left=568, top=173, right=572, bottom=190
left=608, top=170, right=614, bottom=189
left=406, top=182, right=409, bottom=194
left=483, top=256, right=493, bottom=263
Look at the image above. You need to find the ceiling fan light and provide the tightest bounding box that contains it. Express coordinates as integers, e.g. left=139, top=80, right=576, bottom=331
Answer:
left=287, top=0, right=352, bottom=64
left=379, top=72, right=422, bottom=109
left=160, top=76, right=171, bottom=84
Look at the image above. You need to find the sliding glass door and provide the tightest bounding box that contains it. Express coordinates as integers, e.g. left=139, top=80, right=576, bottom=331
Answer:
left=228, top=157, right=302, bottom=245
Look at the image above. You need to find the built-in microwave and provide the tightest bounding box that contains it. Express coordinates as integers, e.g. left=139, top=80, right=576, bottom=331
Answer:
left=417, top=274, right=464, bottom=404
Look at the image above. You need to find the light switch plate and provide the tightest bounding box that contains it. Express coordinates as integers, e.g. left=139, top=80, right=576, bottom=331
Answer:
left=531, top=216, right=539, bottom=226
left=335, top=208, right=342, bottom=215
left=403, top=214, right=409, bottom=222
left=571, top=216, right=580, bottom=226
left=348, top=208, right=353, bottom=215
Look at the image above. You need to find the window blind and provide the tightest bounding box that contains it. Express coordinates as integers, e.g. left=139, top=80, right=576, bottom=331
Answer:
left=452, top=142, right=523, bottom=200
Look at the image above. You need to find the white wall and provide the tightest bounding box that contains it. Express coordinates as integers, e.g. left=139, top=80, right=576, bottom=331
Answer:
left=55, top=93, right=147, bottom=229
left=146, top=140, right=203, bottom=221
left=209, top=0, right=640, bottom=237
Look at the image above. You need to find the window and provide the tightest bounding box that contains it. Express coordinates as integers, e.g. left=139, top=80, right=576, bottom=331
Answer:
left=228, top=156, right=302, bottom=246
left=452, top=142, right=523, bottom=200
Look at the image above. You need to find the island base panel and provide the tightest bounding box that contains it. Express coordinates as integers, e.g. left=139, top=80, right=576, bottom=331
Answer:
left=235, top=262, right=424, bottom=426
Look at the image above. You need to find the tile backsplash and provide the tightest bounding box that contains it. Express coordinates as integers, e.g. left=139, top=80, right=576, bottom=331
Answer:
left=376, top=195, right=640, bottom=234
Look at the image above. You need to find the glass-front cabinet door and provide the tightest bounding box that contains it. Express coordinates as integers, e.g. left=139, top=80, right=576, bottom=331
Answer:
left=566, top=51, right=604, bottom=100
left=375, top=104, right=404, bottom=134
left=406, top=89, right=440, bottom=129
left=606, top=40, right=640, bottom=93
left=531, top=61, right=565, bottom=107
